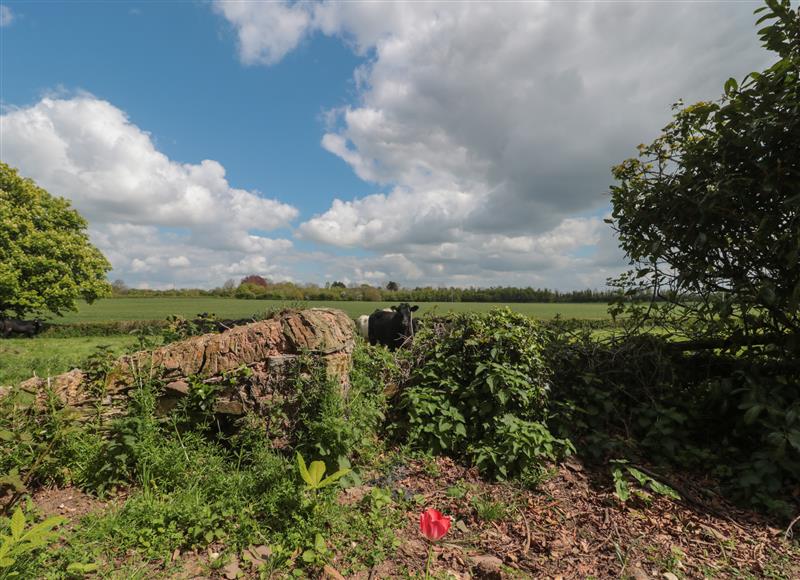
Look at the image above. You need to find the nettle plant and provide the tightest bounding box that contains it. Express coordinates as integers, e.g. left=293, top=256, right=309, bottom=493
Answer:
left=401, top=309, right=573, bottom=482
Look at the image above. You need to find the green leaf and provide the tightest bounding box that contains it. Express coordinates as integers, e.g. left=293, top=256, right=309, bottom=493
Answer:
left=743, top=404, right=763, bottom=425
left=318, top=468, right=351, bottom=488
left=626, top=467, right=649, bottom=486
left=0, top=472, right=27, bottom=493
left=612, top=468, right=630, bottom=502
left=10, top=509, right=25, bottom=540
left=787, top=431, right=800, bottom=452
left=314, top=533, right=326, bottom=552
left=66, top=562, right=99, bottom=573
left=649, top=480, right=680, bottom=501
left=308, top=461, right=326, bottom=487
left=296, top=452, right=313, bottom=486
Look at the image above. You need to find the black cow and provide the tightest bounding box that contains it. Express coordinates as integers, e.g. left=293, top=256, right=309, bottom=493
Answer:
left=367, top=303, right=419, bottom=350
left=2, top=319, right=42, bottom=338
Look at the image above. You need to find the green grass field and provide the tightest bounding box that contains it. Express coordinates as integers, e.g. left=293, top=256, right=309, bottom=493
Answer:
left=0, top=334, right=140, bottom=386
left=48, top=297, right=611, bottom=323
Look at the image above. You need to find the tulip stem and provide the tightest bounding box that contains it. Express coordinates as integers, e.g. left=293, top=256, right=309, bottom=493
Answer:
left=424, top=544, right=433, bottom=579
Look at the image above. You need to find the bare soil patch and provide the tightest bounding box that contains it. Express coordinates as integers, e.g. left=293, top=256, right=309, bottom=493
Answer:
left=31, top=485, right=114, bottom=523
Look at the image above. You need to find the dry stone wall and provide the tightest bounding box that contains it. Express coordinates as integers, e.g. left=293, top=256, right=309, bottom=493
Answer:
left=15, top=308, right=355, bottom=422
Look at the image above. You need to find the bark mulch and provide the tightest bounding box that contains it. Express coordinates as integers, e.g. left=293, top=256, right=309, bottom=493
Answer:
left=346, top=456, right=799, bottom=579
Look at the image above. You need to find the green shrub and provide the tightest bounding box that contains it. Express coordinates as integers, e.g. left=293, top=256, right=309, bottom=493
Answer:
left=398, top=309, right=573, bottom=481
left=545, top=325, right=800, bottom=517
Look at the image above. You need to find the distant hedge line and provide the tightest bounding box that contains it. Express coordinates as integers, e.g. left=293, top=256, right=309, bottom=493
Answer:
left=36, top=315, right=621, bottom=339
left=40, top=320, right=170, bottom=338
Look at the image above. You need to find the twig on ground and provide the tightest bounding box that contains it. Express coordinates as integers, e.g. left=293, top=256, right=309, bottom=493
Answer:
left=517, top=505, right=531, bottom=555
left=785, top=514, right=800, bottom=541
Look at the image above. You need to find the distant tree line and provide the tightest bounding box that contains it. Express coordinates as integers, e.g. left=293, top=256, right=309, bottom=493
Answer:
left=110, top=277, right=625, bottom=303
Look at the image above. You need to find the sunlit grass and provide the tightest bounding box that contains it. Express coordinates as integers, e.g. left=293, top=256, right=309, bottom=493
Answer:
left=0, top=335, right=139, bottom=386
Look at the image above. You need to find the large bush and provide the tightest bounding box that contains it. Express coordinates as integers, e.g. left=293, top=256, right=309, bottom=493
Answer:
left=398, top=309, right=573, bottom=482
left=609, top=1, right=799, bottom=352
left=545, top=325, right=800, bottom=517
left=601, top=0, right=800, bottom=517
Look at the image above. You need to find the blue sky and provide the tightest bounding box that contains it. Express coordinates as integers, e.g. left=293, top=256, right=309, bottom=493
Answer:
left=0, top=1, right=773, bottom=289
left=3, top=1, right=373, bottom=217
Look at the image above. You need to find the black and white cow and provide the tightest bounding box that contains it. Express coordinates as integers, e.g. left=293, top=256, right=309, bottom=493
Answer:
left=356, top=315, right=370, bottom=339
left=367, top=303, right=419, bottom=350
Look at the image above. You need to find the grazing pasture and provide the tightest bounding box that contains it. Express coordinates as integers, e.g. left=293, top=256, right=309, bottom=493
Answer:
left=0, top=298, right=612, bottom=386
left=47, top=297, right=612, bottom=323
left=0, top=334, right=139, bottom=385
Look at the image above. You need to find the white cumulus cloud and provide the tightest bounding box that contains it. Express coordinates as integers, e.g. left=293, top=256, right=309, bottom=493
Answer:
left=1, top=95, right=299, bottom=287
left=215, top=0, right=770, bottom=287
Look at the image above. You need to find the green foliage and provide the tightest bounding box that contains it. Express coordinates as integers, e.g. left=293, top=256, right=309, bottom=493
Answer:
left=545, top=326, right=800, bottom=516
left=0, top=337, right=407, bottom=576
left=609, top=1, right=800, bottom=349
left=0, top=162, right=111, bottom=318
left=472, top=414, right=574, bottom=483
left=81, top=344, right=115, bottom=393
left=296, top=453, right=350, bottom=491
left=399, top=309, right=573, bottom=481
left=597, top=2, right=800, bottom=517
left=0, top=388, right=88, bottom=501
left=0, top=507, right=65, bottom=576
left=161, top=313, right=217, bottom=344
left=471, top=496, right=508, bottom=522
left=300, top=533, right=331, bottom=568
left=292, top=344, right=388, bottom=464
left=610, top=461, right=680, bottom=504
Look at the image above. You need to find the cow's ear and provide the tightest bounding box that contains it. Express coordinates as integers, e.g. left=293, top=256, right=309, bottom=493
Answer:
left=391, top=305, right=398, bottom=311
left=410, top=305, right=419, bottom=312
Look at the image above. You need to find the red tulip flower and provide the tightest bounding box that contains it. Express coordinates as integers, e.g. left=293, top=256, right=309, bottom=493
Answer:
left=419, top=508, right=451, bottom=542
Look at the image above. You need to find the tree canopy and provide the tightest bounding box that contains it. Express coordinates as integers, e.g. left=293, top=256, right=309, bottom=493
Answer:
left=0, top=162, right=111, bottom=318
left=610, top=0, right=800, bottom=352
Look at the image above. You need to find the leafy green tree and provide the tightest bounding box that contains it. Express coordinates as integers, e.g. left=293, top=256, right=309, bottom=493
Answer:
left=0, top=162, right=111, bottom=318
left=609, top=0, right=800, bottom=352
left=385, top=281, right=399, bottom=292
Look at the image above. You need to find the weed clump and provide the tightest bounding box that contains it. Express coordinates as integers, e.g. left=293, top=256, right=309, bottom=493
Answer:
left=396, top=308, right=574, bottom=482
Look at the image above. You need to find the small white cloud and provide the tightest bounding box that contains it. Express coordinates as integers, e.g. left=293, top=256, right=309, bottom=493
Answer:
left=168, top=256, right=191, bottom=268
left=213, top=0, right=312, bottom=65
left=0, top=5, right=14, bottom=27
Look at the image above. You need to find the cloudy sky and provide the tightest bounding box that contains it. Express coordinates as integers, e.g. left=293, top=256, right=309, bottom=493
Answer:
left=0, top=1, right=775, bottom=289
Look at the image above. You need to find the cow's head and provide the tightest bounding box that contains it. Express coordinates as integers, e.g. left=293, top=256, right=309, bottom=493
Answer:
left=391, top=303, right=419, bottom=337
